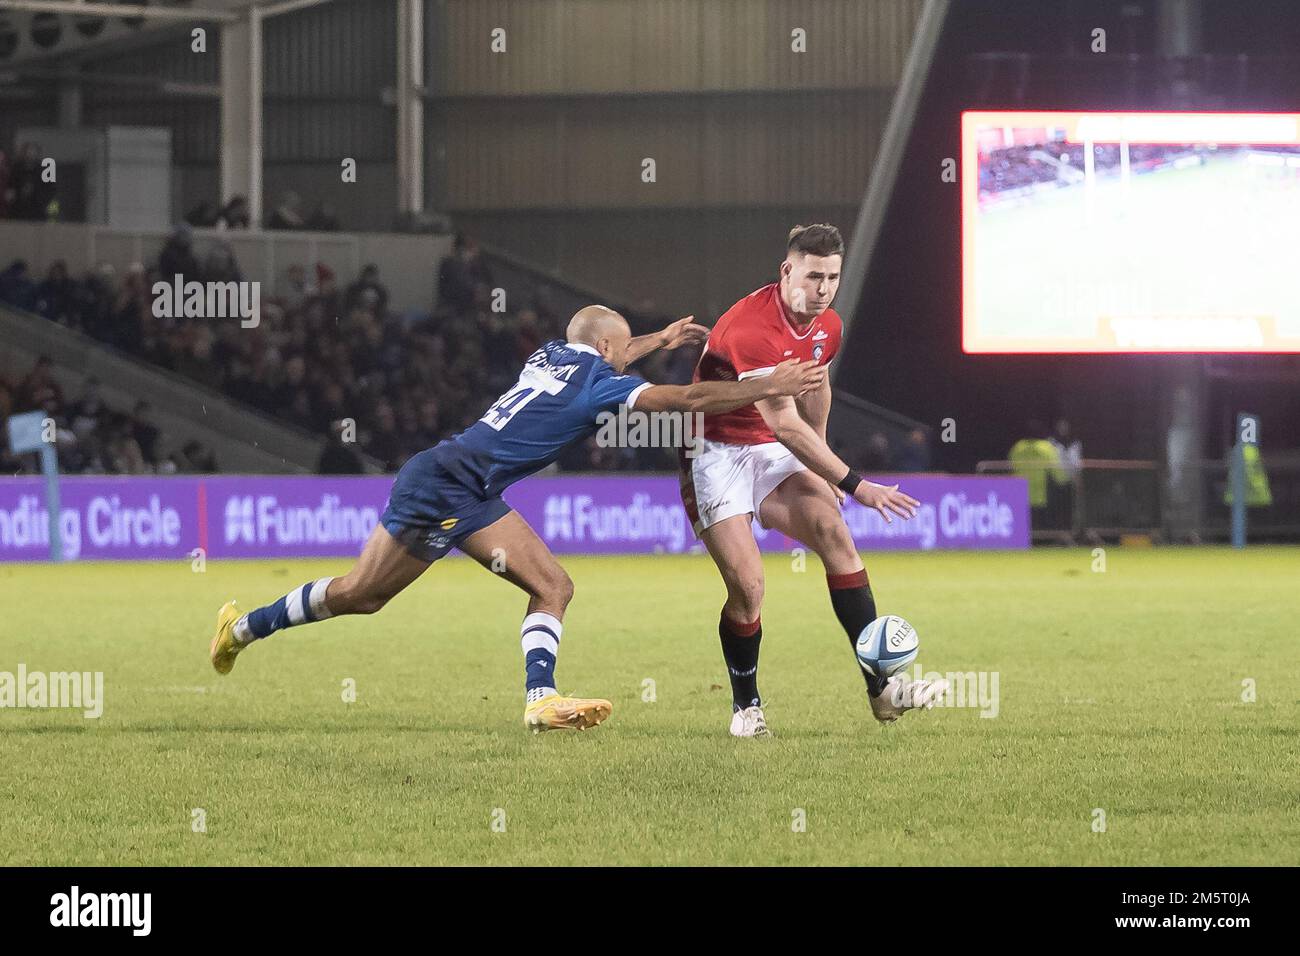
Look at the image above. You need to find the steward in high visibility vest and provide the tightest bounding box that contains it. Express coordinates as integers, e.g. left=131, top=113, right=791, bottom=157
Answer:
left=1224, top=443, right=1272, bottom=507
left=1009, top=437, right=1066, bottom=508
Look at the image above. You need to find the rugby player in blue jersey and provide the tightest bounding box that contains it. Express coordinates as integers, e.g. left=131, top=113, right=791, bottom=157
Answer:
left=209, top=306, right=824, bottom=733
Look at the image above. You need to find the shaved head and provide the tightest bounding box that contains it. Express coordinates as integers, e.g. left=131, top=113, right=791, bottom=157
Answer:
left=566, top=305, right=635, bottom=372
left=566, top=304, right=629, bottom=345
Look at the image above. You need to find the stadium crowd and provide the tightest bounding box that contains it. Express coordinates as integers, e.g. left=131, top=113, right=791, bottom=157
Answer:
left=0, top=357, right=218, bottom=476
left=181, top=191, right=341, bottom=233
left=3, top=220, right=934, bottom=478
left=1, top=228, right=702, bottom=476
left=977, top=142, right=1214, bottom=198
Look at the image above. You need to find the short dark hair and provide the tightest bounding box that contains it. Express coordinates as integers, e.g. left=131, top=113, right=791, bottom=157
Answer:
left=787, top=223, right=844, bottom=258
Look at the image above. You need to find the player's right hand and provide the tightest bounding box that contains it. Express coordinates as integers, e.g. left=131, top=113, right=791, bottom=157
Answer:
left=767, top=359, right=825, bottom=397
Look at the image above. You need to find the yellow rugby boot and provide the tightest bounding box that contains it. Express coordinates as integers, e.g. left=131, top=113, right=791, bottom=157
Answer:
left=209, top=600, right=247, bottom=675
left=523, top=693, right=612, bottom=733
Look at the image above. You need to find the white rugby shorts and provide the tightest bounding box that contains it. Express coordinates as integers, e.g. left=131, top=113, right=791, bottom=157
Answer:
left=678, top=438, right=806, bottom=535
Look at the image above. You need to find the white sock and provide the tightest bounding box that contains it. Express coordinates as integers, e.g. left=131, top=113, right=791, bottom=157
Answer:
left=521, top=611, right=563, bottom=700
left=308, top=577, right=335, bottom=620
left=526, top=686, right=558, bottom=704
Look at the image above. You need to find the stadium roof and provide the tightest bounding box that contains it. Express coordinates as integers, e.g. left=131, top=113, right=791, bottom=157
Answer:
left=0, top=1, right=327, bottom=68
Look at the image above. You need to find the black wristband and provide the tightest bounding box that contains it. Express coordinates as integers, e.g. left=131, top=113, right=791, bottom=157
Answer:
left=836, top=469, right=863, bottom=495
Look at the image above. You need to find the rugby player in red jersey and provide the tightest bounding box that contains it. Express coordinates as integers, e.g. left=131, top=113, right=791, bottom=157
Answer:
left=680, top=224, right=948, bottom=737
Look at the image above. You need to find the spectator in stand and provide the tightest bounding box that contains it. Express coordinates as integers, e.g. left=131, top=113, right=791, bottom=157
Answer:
left=895, top=427, right=932, bottom=472
left=413, top=397, right=441, bottom=447
left=271, top=354, right=309, bottom=410
left=345, top=263, right=389, bottom=316
left=437, top=232, right=494, bottom=314
left=17, top=355, right=64, bottom=412
left=131, top=401, right=161, bottom=467
left=282, top=389, right=312, bottom=430
left=306, top=202, right=339, bottom=231
left=184, top=199, right=220, bottom=228
left=8, top=143, right=49, bottom=221
left=103, top=413, right=149, bottom=474
left=67, top=376, right=107, bottom=438
left=363, top=401, right=403, bottom=472
left=35, top=260, right=77, bottom=326
left=0, top=259, right=38, bottom=312
left=159, top=224, right=201, bottom=281
left=108, top=263, right=149, bottom=350
left=202, top=242, right=242, bottom=284
left=513, top=305, right=544, bottom=363
left=172, top=324, right=223, bottom=391
left=73, top=263, right=116, bottom=334
left=317, top=419, right=365, bottom=474
left=312, top=263, right=341, bottom=317
left=0, top=372, right=14, bottom=416
left=175, top=439, right=219, bottom=474
left=313, top=380, right=349, bottom=434
left=274, top=263, right=313, bottom=310
left=267, top=191, right=306, bottom=230
left=860, top=431, right=892, bottom=473
left=215, top=195, right=250, bottom=230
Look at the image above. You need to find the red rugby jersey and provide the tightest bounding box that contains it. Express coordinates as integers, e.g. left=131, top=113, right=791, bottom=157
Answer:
left=694, top=282, right=841, bottom=445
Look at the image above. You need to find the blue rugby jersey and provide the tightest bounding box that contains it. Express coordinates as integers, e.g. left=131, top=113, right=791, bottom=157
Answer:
left=433, top=339, right=651, bottom=497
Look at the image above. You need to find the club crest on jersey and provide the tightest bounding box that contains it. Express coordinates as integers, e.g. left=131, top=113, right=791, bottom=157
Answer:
left=813, top=343, right=825, bottom=362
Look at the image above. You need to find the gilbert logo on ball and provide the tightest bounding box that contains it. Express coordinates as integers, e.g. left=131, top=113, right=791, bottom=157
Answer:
left=856, top=615, right=920, bottom=679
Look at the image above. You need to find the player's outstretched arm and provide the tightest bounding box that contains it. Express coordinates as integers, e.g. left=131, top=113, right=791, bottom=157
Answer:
left=623, top=315, right=711, bottom=366
left=634, top=359, right=823, bottom=415
left=756, top=395, right=919, bottom=522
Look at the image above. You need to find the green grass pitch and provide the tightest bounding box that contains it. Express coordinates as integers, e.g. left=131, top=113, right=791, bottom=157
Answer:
left=2, top=547, right=1297, bottom=866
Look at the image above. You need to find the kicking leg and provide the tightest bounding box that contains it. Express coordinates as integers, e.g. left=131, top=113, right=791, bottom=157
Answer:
left=700, top=513, right=770, bottom=737
left=210, top=524, right=429, bottom=674
left=459, top=510, right=610, bottom=732
left=761, top=471, right=873, bottom=679
left=760, top=471, right=946, bottom=720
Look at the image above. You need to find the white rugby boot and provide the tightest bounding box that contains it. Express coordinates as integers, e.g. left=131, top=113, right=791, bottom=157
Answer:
left=869, top=674, right=950, bottom=724
left=729, top=705, right=772, bottom=738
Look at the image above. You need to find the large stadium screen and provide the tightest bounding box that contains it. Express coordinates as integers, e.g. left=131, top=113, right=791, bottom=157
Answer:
left=962, top=111, right=1300, bottom=353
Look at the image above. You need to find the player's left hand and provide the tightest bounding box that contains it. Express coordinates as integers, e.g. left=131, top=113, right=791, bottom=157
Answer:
left=852, top=481, right=919, bottom=523
left=658, top=315, right=710, bottom=350
left=829, top=482, right=847, bottom=505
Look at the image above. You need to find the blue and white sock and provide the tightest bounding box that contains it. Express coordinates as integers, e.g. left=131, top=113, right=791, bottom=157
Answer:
left=521, top=611, right=562, bottom=700
left=237, top=577, right=336, bottom=643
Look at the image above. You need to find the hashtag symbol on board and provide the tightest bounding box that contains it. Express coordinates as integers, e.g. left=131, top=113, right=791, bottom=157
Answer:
left=224, top=496, right=255, bottom=544
left=544, top=496, right=572, bottom=540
